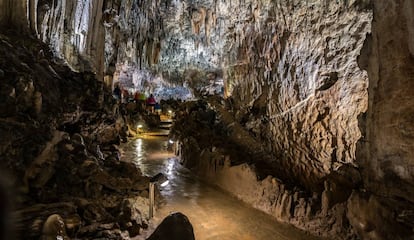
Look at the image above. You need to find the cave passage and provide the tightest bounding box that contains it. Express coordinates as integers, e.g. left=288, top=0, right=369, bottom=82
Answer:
left=2, top=0, right=414, bottom=239
left=120, top=136, right=323, bottom=240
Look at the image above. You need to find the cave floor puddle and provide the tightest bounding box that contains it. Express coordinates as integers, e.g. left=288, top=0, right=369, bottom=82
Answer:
left=121, top=136, right=325, bottom=240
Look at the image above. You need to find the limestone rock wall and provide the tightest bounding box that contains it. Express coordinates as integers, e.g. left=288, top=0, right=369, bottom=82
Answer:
left=101, top=0, right=169, bottom=90
left=359, top=0, right=414, bottom=203
left=220, top=1, right=372, bottom=191
left=0, top=0, right=29, bottom=32
left=172, top=99, right=358, bottom=239
left=349, top=1, right=414, bottom=239
left=170, top=1, right=414, bottom=238
left=36, top=0, right=106, bottom=80
left=102, top=0, right=225, bottom=97
left=0, top=0, right=106, bottom=80
left=112, top=0, right=372, bottom=191
left=0, top=30, right=152, bottom=239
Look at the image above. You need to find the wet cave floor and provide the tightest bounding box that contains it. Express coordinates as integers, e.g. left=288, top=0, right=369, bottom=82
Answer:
left=120, top=136, right=324, bottom=240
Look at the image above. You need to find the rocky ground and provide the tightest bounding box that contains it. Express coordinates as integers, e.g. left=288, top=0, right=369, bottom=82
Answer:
left=0, top=30, right=152, bottom=240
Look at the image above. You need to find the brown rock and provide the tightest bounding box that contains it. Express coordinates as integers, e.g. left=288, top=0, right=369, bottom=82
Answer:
left=78, top=160, right=100, bottom=179
left=146, top=212, right=195, bottom=240
left=347, top=191, right=413, bottom=240
left=41, top=214, right=68, bottom=240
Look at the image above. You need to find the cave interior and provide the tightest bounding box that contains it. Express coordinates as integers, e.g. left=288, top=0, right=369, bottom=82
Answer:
left=0, top=0, right=414, bottom=239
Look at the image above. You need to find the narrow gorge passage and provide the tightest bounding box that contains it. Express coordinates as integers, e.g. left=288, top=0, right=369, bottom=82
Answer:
left=121, top=137, right=323, bottom=240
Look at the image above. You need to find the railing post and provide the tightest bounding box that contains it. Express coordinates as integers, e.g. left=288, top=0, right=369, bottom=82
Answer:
left=149, top=182, right=155, bottom=219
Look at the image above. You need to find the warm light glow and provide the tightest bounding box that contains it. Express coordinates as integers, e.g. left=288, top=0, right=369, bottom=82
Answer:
left=160, top=180, right=169, bottom=187
left=169, top=139, right=174, bottom=144
left=167, top=159, right=174, bottom=175
left=168, top=110, right=172, bottom=114
left=137, top=124, right=143, bottom=128
left=135, top=138, right=143, bottom=159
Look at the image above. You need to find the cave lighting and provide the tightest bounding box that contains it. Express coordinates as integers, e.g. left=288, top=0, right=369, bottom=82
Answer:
left=149, top=173, right=169, bottom=218
left=160, top=180, right=170, bottom=187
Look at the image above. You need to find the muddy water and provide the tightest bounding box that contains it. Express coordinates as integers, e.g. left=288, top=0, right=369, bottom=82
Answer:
left=121, top=137, right=324, bottom=240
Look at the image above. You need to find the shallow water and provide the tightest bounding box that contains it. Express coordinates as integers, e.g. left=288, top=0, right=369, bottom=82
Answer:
left=121, top=137, right=324, bottom=240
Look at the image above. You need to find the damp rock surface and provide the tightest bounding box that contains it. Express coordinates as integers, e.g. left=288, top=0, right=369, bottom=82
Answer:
left=0, top=32, right=150, bottom=239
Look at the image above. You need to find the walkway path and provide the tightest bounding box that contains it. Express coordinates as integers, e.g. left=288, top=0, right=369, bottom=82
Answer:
left=121, top=137, right=325, bottom=240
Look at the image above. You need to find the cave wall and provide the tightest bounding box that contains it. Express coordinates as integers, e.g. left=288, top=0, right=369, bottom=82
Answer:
left=221, top=0, right=372, bottom=191
left=36, top=0, right=106, bottom=80
left=347, top=1, right=414, bottom=239
left=103, top=0, right=373, bottom=192
left=0, top=0, right=29, bottom=32
left=358, top=0, right=414, bottom=204
left=102, top=0, right=225, bottom=96
left=2, top=0, right=414, bottom=239
left=172, top=1, right=414, bottom=239
left=0, top=0, right=106, bottom=80
left=102, top=0, right=169, bottom=90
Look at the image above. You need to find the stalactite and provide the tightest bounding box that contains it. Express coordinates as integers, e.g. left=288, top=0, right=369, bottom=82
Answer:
left=152, top=40, right=161, bottom=64
left=205, top=9, right=212, bottom=46
left=29, top=0, right=39, bottom=36
left=191, top=9, right=201, bottom=35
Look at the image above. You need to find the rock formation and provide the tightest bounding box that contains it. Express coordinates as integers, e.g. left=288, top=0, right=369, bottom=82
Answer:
left=0, top=31, right=150, bottom=239
left=146, top=212, right=195, bottom=240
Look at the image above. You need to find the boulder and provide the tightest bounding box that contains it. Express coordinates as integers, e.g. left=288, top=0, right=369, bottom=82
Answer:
left=146, top=212, right=195, bottom=240
left=117, top=198, right=145, bottom=237
left=41, top=214, right=68, bottom=240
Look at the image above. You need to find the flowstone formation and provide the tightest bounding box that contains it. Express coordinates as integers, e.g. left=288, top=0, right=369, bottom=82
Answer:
left=0, top=32, right=150, bottom=239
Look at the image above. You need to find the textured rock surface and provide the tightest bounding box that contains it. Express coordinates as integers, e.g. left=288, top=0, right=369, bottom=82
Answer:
left=0, top=0, right=106, bottom=80
left=171, top=99, right=356, bottom=238
left=358, top=0, right=414, bottom=202
left=37, top=0, right=106, bottom=80
left=98, top=0, right=372, bottom=191
left=0, top=32, right=150, bottom=239
left=222, top=0, right=371, bottom=191
left=351, top=0, right=414, bottom=239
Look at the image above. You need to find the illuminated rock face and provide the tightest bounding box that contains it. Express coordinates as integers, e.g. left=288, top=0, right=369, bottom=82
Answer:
left=97, top=0, right=372, bottom=194
left=218, top=1, right=372, bottom=191
left=0, top=0, right=106, bottom=79
left=37, top=0, right=106, bottom=80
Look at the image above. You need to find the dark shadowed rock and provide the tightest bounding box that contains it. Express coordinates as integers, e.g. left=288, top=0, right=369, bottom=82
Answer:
left=146, top=212, right=195, bottom=240
left=117, top=199, right=144, bottom=237
left=41, top=214, right=68, bottom=240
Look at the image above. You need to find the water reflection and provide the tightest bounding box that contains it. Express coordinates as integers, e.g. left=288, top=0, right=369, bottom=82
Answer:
left=121, top=137, right=322, bottom=240
left=121, top=137, right=174, bottom=178
left=120, top=137, right=201, bottom=201
left=135, top=138, right=143, bottom=160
